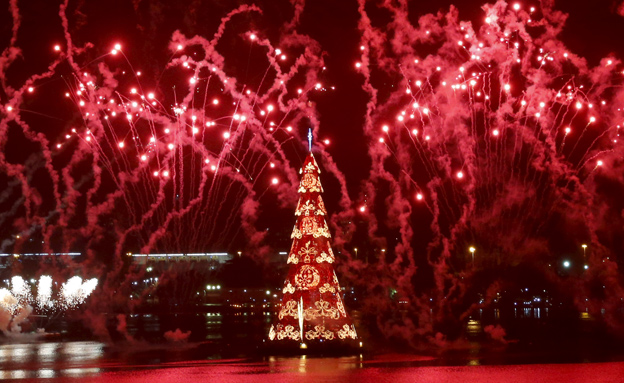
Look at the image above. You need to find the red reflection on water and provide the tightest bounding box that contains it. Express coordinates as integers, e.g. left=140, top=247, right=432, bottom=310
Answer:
left=40, top=358, right=624, bottom=383
left=1, top=343, right=623, bottom=382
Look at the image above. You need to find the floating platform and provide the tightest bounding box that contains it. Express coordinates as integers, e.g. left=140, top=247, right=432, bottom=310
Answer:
left=261, top=339, right=365, bottom=356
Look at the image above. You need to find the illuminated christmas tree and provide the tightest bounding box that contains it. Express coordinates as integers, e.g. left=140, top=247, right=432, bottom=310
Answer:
left=268, top=146, right=357, bottom=346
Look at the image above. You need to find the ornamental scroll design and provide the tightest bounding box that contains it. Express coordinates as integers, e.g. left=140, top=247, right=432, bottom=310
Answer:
left=278, top=300, right=299, bottom=320
left=305, top=325, right=335, bottom=341
left=300, top=217, right=318, bottom=236
left=337, top=324, right=358, bottom=340
left=316, top=195, right=327, bottom=215
left=282, top=282, right=295, bottom=294
left=291, top=226, right=302, bottom=239
left=318, top=283, right=335, bottom=294
left=336, top=295, right=347, bottom=317
left=298, top=241, right=318, bottom=263
left=296, top=199, right=318, bottom=217
left=300, top=217, right=331, bottom=238
left=294, top=265, right=320, bottom=290
left=287, top=252, right=298, bottom=264
left=315, top=222, right=331, bottom=238
left=304, top=161, right=317, bottom=174
left=315, top=249, right=333, bottom=263
left=268, top=325, right=276, bottom=340
left=276, top=325, right=301, bottom=341
left=298, top=173, right=322, bottom=193
left=303, top=299, right=340, bottom=321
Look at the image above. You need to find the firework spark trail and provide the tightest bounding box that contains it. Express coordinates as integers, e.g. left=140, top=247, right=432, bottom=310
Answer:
left=1, top=0, right=338, bottom=339
left=34, top=4, right=320, bottom=250
left=0, top=275, right=97, bottom=333
left=0, top=288, right=18, bottom=315
left=10, top=276, right=32, bottom=305
left=60, top=276, right=98, bottom=309
left=3, top=0, right=623, bottom=343
left=351, top=0, right=624, bottom=343
left=36, top=275, right=54, bottom=310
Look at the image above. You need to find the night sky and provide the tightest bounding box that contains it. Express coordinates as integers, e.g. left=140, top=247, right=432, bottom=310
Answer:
left=1, top=0, right=624, bottom=341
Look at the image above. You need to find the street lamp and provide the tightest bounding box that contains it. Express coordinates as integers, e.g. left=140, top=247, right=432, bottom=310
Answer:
left=581, top=244, right=587, bottom=259
left=354, top=248, right=358, bottom=258
left=469, top=246, right=476, bottom=267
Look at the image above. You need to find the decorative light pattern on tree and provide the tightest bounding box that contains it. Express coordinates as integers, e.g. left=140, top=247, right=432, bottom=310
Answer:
left=295, top=265, right=321, bottom=290
left=269, top=153, right=357, bottom=344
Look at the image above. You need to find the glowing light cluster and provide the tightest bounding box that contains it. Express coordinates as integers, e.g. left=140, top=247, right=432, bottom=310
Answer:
left=60, top=276, right=99, bottom=309
left=0, top=276, right=97, bottom=314
left=0, top=0, right=341, bottom=263
left=36, top=275, right=53, bottom=310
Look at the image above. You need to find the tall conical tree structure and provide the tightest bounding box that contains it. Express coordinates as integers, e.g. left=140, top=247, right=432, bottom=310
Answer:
left=268, top=152, right=357, bottom=344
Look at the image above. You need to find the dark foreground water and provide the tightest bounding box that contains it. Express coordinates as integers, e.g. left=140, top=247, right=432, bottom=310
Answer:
left=2, top=341, right=624, bottom=382
left=51, top=360, right=624, bottom=383
left=3, top=308, right=624, bottom=382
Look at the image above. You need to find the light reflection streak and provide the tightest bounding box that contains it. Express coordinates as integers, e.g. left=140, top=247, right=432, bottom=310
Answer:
left=10, top=369, right=26, bottom=379
left=37, top=369, right=55, bottom=378
left=62, top=367, right=101, bottom=376
left=0, top=341, right=105, bottom=379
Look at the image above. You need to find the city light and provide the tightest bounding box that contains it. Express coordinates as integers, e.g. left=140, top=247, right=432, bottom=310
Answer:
left=469, top=247, right=476, bottom=266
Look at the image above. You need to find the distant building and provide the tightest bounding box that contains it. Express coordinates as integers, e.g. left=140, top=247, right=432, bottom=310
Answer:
left=0, top=253, right=81, bottom=268
left=129, top=252, right=233, bottom=265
